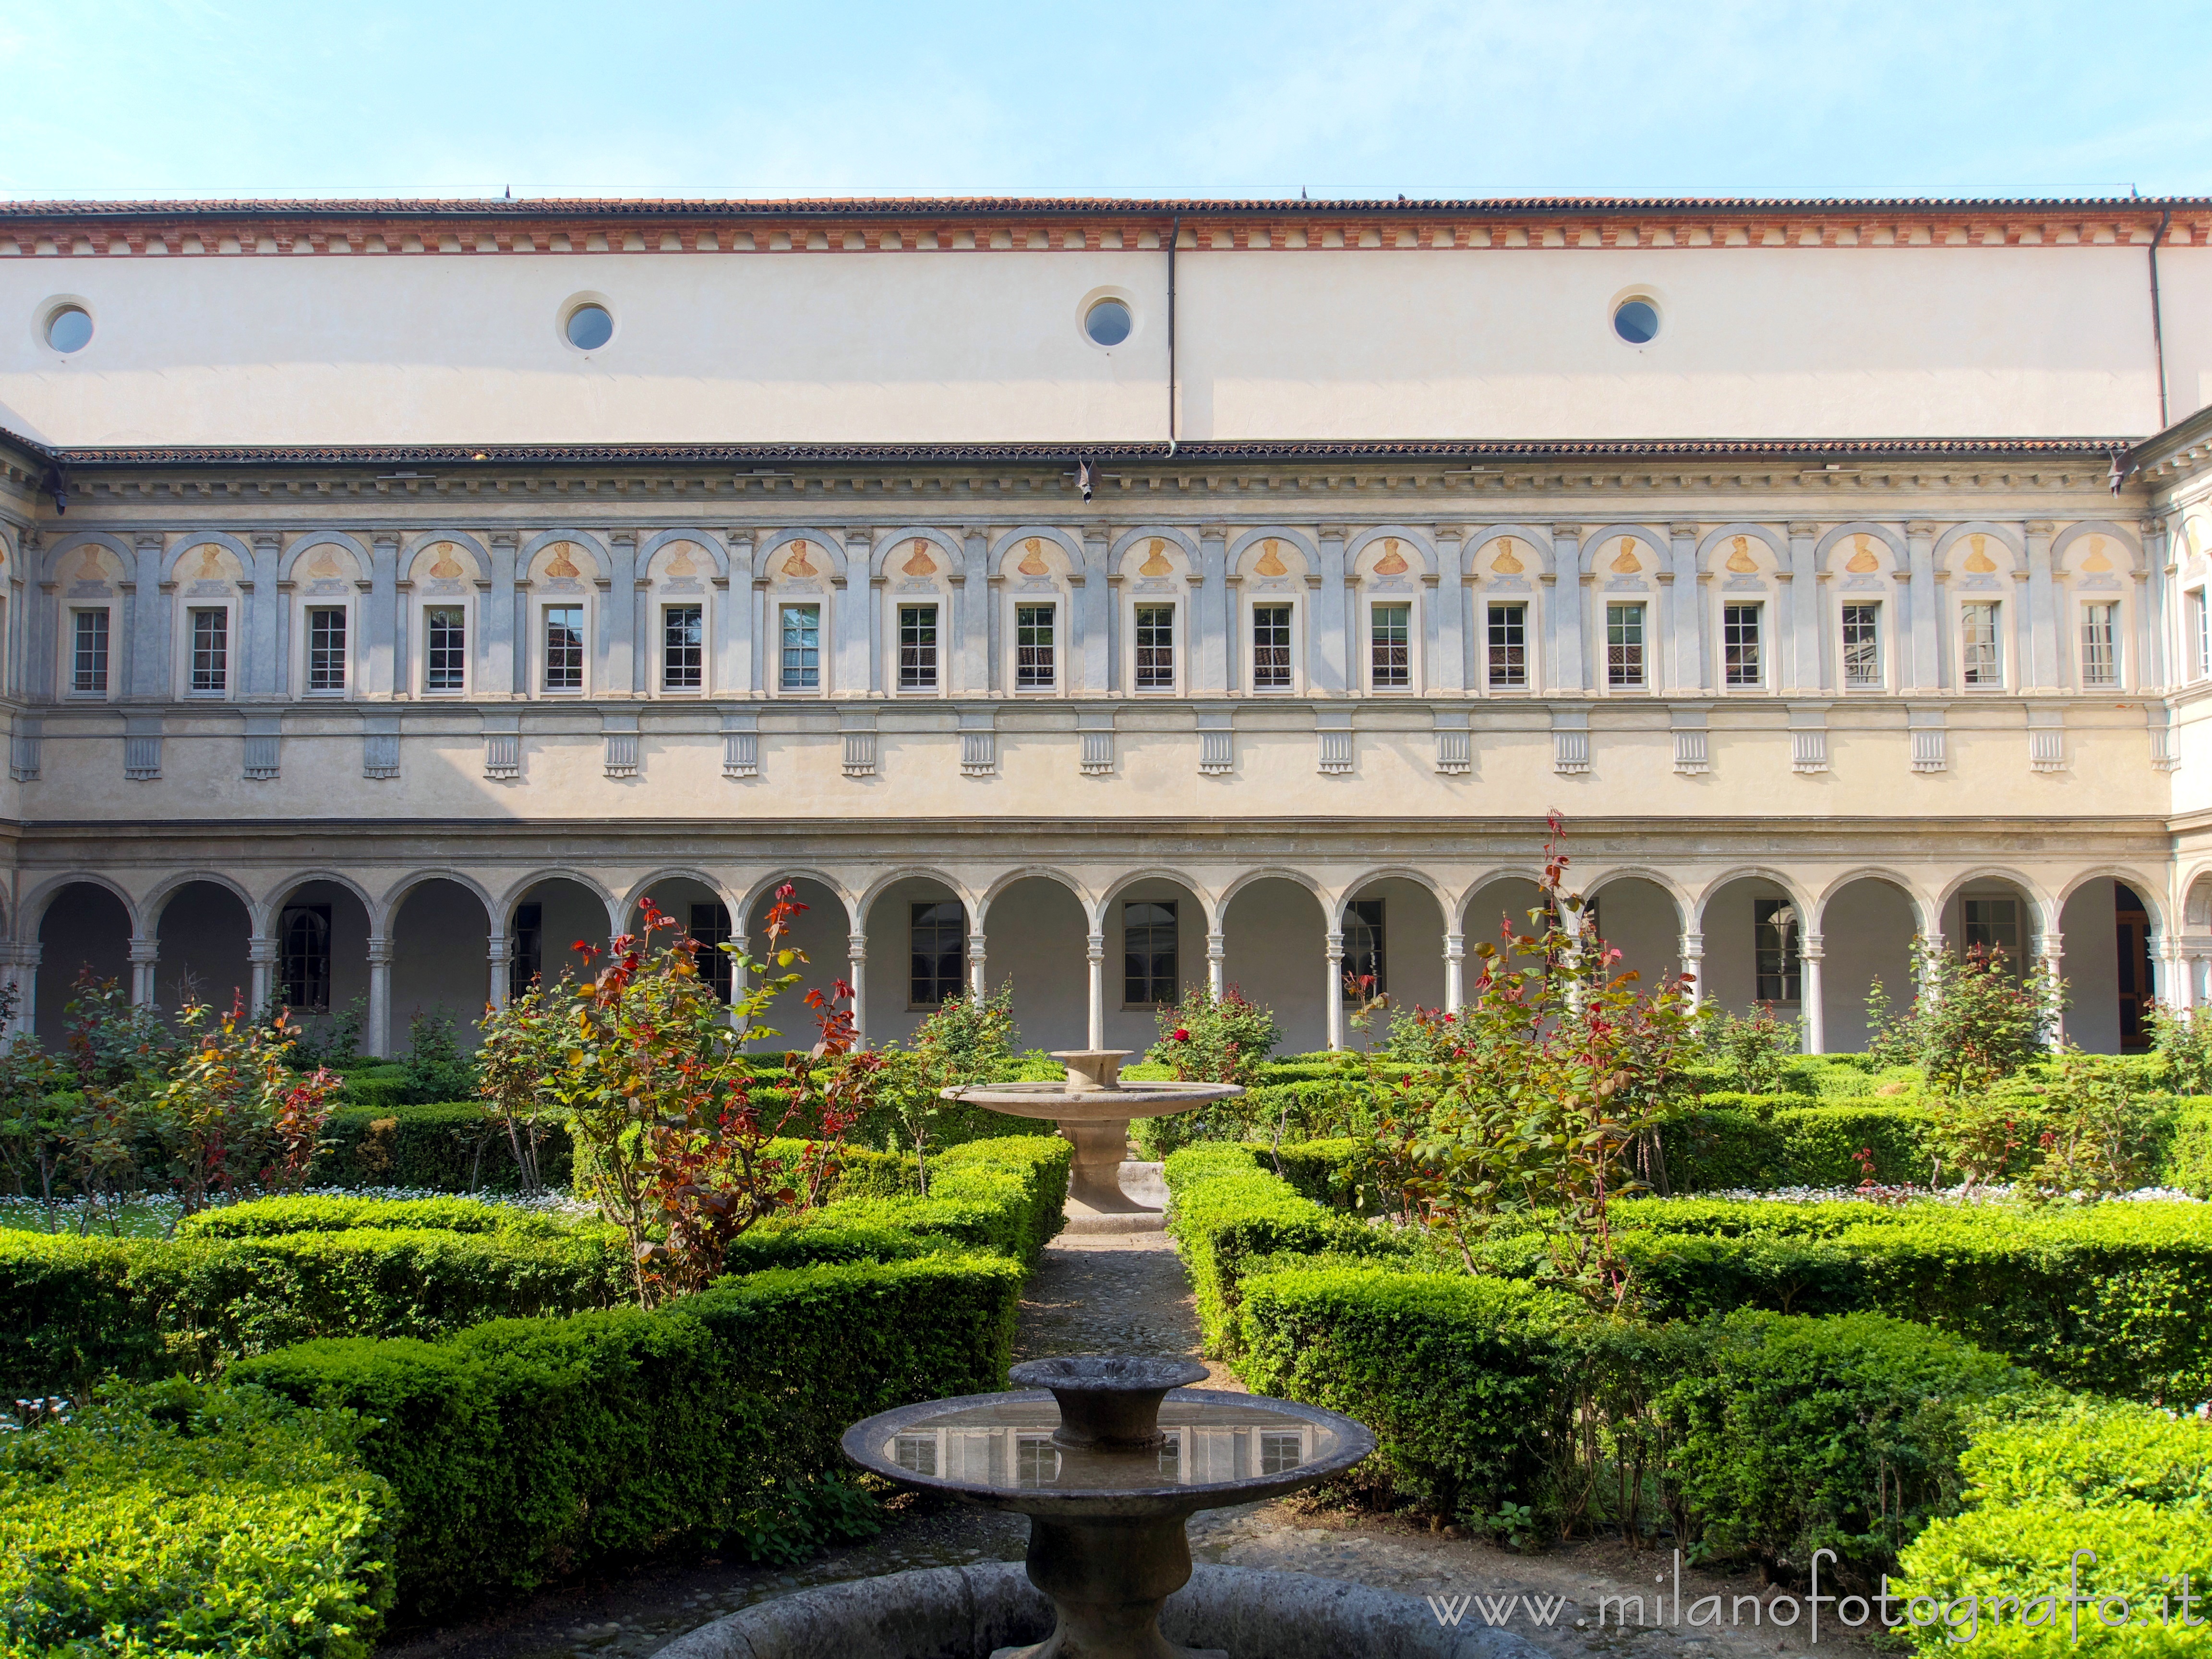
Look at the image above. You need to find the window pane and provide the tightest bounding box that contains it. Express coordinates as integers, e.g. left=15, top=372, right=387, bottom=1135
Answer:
left=1606, top=603, right=1645, bottom=688
left=1135, top=605, right=1175, bottom=690
left=1370, top=604, right=1409, bottom=688
left=1252, top=604, right=1292, bottom=689
left=279, top=904, right=332, bottom=1014
left=1753, top=898, right=1803, bottom=1003
left=72, top=609, right=109, bottom=694
left=509, top=902, right=543, bottom=1000
left=1963, top=897, right=2021, bottom=962
left=544, top=605, right=584, bottom=690
left=426, top=607, right=467, bottom=691
left=1017, top=604, right=1055, bottom=690
left=1343, top=899, right=1385, bottom=999
left=663, top=604, right=703, bottom=690
left=688, top=901, right=732, bottom=1001
left=1723, top=603, right=1762, bottom=687
left=190, top=608, right=228, bottom=693
left=1124, top=900, right=1177, bottom=1005
left=2080, top=603, right=2118, bottom=687
left=781, top=604, right=821, bottom=690
left=307, top=607, right=348, bottom=692
left=1960, top=602, right=2001, bottom=685
left=899, top=604, right=938, bottom=691
left=911, top=900, right=966, bottom=1006
left=1842, top=604, right=1881, bottom=687
left=1487, top=603, right=1526, bottom=688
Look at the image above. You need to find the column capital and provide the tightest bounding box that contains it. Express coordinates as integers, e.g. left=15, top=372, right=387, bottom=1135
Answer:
left=247, top=935, right=280, bottom=964
left=127, top=938, right=160, bottom=966
left=1679, top=930, right=1705, bottom=956
left=1324, top=930, right=1345, bottom=957
left=846, top=932, right=868, bottom=958
left=1085, top=931, right=1105, bottom=959
left=1443, top=931, right=1466, bottom=957
left=1799, top=931, right=1826, bottom=960
left=487, top=937, right=514, bottom=962
left=365, top=934, right=393, bottom=966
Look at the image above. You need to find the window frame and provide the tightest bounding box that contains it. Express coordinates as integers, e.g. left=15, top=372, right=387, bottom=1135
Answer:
left=303, top=603, right=349, bottom=697
left=2195, top=588, right=2211, bottom=683
left=421, top=602, right=469, bottom=697
left=909, top=900, right=967, bottom=1009
left=1342, top=898, right=1386, bottom=1001
left=540, top=602, right=587, bottom=695
left=1721, top=601, right=1764, bottom=690
left=1131, top=601, right=1178, bottom=694
left=778, top=601, right=824, bottom=695
left=1249, top=600, right=1298, bottom=694
left=896, top=601, right=941, bottom=694
left=1014, top=601, right=1058, bottom=693
left=1605, top=601, right=1648, bottom=691
left=1840, top=601, right=1884, bottom=691
left=661, top=602, right=705, bottom=695
left=1959, top=600, right=2003, bottom=689
left=68, top=606, right=112, bottom=698
left=278, top=902, right=334, bottom=1015
left=2079, top=601, right=2120, bottom=689
left=1961, top=895, right=2023, bottom=964
left=687, top=901, right=733, bottom=1002
left=1485, top=601, right=1530, bottom=691
left=185, top=603, right=232, bottom=698
left=1122, top=899, right=1179, bottom=1008
left=1753, top=898, right=1803, bottom=1004
left=1368, top=601, right=1412, bottom=692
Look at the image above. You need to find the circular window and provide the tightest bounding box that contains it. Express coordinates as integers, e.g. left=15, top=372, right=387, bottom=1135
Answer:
left=1083, top=298, right=1132, bottom=347
left=564, top=302, right=613, bottom=350
left=45, top=304, right=92, bottom=353
left=1611, top=298, right=1659, bottom=345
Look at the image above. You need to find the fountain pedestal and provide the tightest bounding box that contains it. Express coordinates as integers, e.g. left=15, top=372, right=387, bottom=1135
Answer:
left=843, top=1357, right=1376, bottom=1659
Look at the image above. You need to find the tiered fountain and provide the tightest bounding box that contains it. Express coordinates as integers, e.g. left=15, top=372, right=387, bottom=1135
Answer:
left=941, top=1050, right=1238, bottom=1229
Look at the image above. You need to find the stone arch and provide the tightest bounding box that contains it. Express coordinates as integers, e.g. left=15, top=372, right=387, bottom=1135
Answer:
left=740, top=867, right=860, bottom=921
left=277, top=532, right=371, bottom=583
left=1095, top=868, right=1217, bottom=931
left=1582, top=864, right=1695, bottom=921
left=380, top=867, right=502, bottom=934
left=1343, top=526, right=1439, bottom=577
left=868, top=527, right=964, bottom=581
left=1217, top=866, right=1326, bottom=914
left=1464, top=526, right=1556, bottom=580
left=262, top=868, right=378, bottom=922
left=2052, top=520, right=2144, bottom=572
left=489, top=867, right=615, bottom=932
left=2182, top=863, right=2212, bottom=930
left=854, top=866, right=979, bottom=929
left=39, top=530, right=135, bottom=585
left=1814, top=521, right=1909, bottom=574
left=1695, top=522, right=1788, bottom=573
left=145, top=869, right=264, bottom=935
left=1932, top=521, right=2025, bottom=572
left=1109, top=526, right=1202, bottom=576
left=1452, top=867, right=1549, bottom=934
left=1934, top=867, right=2057, bottom=935
left=22, top=870, right=142, bottom=936
left=2056, top=866, right=2169, bottom=935
left=754, top=529, right=849, bottom=584
left=1226, top=527, right=1319, bottom=577
left=401, top=532, right=490, bottom=584
left=1330, top=866, right=1448, bottom=926
left=1577, top=524, right=1668, bottom=579
left=1691, top=866, right=1817, bottom=928
left=979, top=865, right=1094, bottom=915
left=639, top=529, right=731, bottom=579
left=1813, top=867, right=1935, bottom=932
left=159, top=532, right=254, bottom=584
left=623, top=867, right=742, bottom=922
left=988, top=526, right=1084, bottom=577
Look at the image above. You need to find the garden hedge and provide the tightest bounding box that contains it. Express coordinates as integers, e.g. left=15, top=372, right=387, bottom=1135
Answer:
left=0, top=1381, right=395, bottom=1659
left=313, top=1101, right=575, bottom=1191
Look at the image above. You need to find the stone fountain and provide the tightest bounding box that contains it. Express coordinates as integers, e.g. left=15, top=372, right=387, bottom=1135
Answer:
left=943, top=1051, right=1239, bottom=1227
left=662, top=1354, right=1536, bottom=1659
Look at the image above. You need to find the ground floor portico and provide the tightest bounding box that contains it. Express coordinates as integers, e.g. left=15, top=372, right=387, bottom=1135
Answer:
left=11, top=814, right=2184, bottom=1059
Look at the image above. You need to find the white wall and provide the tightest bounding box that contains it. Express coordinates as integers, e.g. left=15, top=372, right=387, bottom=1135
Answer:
left=982, top=876, right=1091, bottom=1055
left=1223, top=879, right=1329, bottom=1055
left=1819, top=878, right=1918, bottom=1052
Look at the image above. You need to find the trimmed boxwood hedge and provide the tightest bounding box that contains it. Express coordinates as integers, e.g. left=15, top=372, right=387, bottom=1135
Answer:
left=314, top=1102, right=575, bottom=1191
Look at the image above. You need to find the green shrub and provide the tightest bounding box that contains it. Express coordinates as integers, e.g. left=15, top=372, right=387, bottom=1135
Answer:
left=1894, top=1400, right=2212, bottom=1654
left=1163, top=1143, right=1371, bottom=1354
left=234, top=1251, right=1022, bottom=1618
left=315, top=1102, right=573, bottom=1191
left=0, top=1381, right=394, bottom=1659
left=1659, top=1104, right=1941, bottom=1190
left=179, top=1194, right=572, bottom=1238
left=2164, top=1097, right=2212, bottom=1198
left=1658, top=1310, right=2038, bottom=1579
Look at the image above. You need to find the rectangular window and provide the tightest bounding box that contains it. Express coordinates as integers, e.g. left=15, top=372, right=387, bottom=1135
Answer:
left=1016, top=604, right=1056, bottom=690
left=1370, top=603, right=1410, bottom=688
left=1753, top=898, right=1803, bottom=1003
left=1960, top=601, right=2001, bottom=686
left=279, top=903, right=333, bottom=1014
left=1344, top=899, right=1386, bottom=999
left=2081, top=603, right=2119, bottom=687
left=1123, top=900, right=1178, bottom=1006
left=189, top=607, right=228, bottom=694
left=306, top=607, right=348, bottom=693
left=71, top=609, right=109, bottom=695
left=780, top=603, right=821, bottom=691
left=1606, top=603, right=1646, bottom=689
left=2197, top=591, right=2211, bottom=680
left=1723, top=603, right=1763, bottom=687
left=509, top=902, right=543, bottom=1000
left=898, top=603, right=938, bottom=691
left=911, top=901, right=966, bottom=1007
left=1963, top=896, right=2022, bottom=962
left=425, top=607, right=467, bottom=692
left=1486, top=602, right=1527, bottom=689
left=544, top=605, right=584, bottom=691
left=688, top=901, right=732, bottom=1002
left=1842, top=603, right=1882, bottom=688
left=1134, top=604, right=1175, bottom=690
left=662, top=604, right=703, bottom=691
left=1252, top=604, right=1292, bottom=689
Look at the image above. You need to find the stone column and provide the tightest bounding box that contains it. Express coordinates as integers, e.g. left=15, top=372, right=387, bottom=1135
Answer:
left=1669, top=523, right=1703, bottom=691
left=1206, top=929, right=1226, bottom=998
left=366, top=934, right=393, bottom=1058
left=2038, top=932, right=2067, bottom=1048
left=968, top=930, right=987, bottom=1000
left=1443, top=930, right=1466, bottom=1012
left=2150, top=932, right=2173, bottom=1008
left=11, top=944, right=38, bottom=1039
left=847, top=931, right=868, bottom=1046
left=1787, top=521, right=1820, bottom=693
left=1434, top=530, right=1466, bottom=695
left=487, top=934, right=513, bottom=1011
left=1325, top=929, right=1346, bottom=1051
left=1086, top=931, right=1106, bottom=1050
left=1313, top=531, right=1347, bottom=695
left=729, top=927, right=751, bottom=1037
left=2024, top=520, right=2058, bottom=691
left=248, top=933, right=278, bottom=1015
left=1799, top=932, right=1825, bottom=1054
left=127, top=936, right=158, bottom=1008
left=1679, top=929, right=1705, bottom=1009
left=1919, top=931, right=1947, bottom=1009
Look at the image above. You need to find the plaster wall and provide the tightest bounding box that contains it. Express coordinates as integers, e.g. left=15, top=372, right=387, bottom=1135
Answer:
left=35, top=882, right=130, bottom=1046
left=1222, top=880, right=1329, bottom=1055
left=388, top=878, right=491, bottom=1050
left=2058, top=878, right=2126, bottom=1055
left=1817, top=878, right=1919, bottom=1053
left=982, top=876, right=1090, bottom=1055
left=1588, top=876, right=1681, bottom=994
left=152, top=881, right=251, bottom=1011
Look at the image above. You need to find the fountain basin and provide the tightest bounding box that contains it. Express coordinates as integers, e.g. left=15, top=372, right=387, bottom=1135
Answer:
left=943, top=1050, right=1241, bottom=1217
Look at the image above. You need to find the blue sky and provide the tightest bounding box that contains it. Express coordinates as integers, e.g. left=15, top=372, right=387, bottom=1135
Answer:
left=2, top=0, right=2209, bottom=201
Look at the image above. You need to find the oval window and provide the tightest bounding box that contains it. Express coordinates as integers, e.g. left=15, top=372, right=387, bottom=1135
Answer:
left=565, top=303, right=614, bottom=350
left=1611, top=298, right=1659, bottom=345
left=1083, top=298, right=1132, bottom=347
left=45, top=304, right=93, bottom=353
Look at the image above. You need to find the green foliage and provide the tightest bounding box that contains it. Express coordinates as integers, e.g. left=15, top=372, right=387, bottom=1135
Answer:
left=1894, top=1400, right=2212, bottom=1654
left=2164, top=1097, right=2212, bottom=1198
left=1656, top=1310, right=2037, bottom=1578
left=2148, top=1000, right=2212, bottom=1095
left=1381, top=1004, right=1464, bottom=1067
left=1693, top=1003, right=1804, bottom=1094
left=176, top=1193, right=571, bottom=1239
left=395, top=1011, right=476, bottom=1105
left=314, top=1101, right=575, bottom=1191
left=866, top=981, right=1020, bottom=1192
left=2020, top=1047, right=2166, bottom=1202
left=0, top=1381, right=394, bottom=1659
left=1146, top=983, right=1283, bottom=1086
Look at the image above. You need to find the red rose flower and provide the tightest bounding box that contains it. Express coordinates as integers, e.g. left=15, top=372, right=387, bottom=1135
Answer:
left=1173, top=1028, right=1190, bottom=1042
